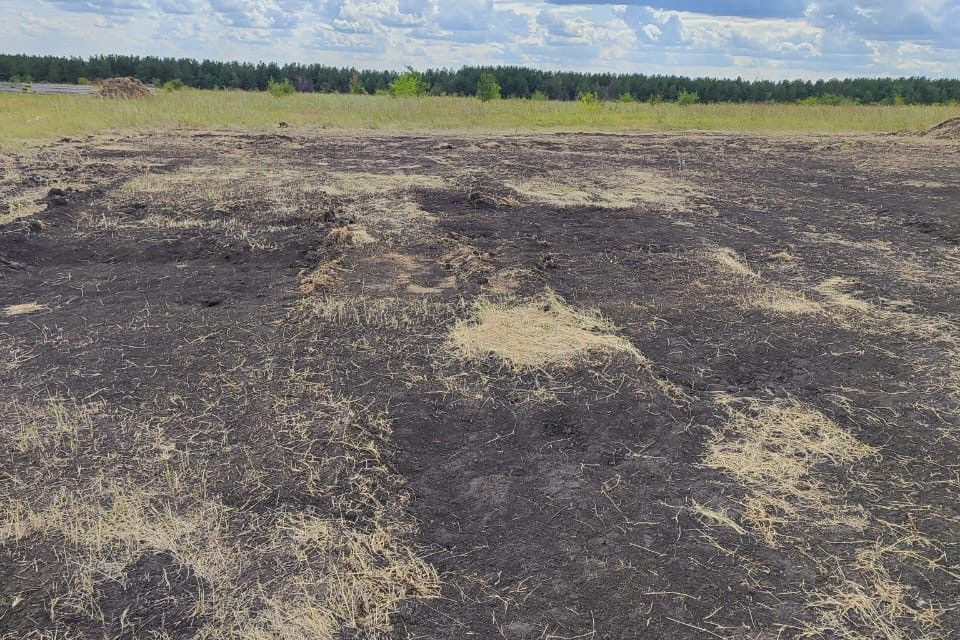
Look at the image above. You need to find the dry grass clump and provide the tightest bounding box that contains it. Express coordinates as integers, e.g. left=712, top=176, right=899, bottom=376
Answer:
left=115, top=164, right=340, bottom=223
left=0, top=398, right=99, bottom=453
left=483, top=267, right=532, bottom=295
left=0, top=336, right=34, bottom=373
left=750, top=286, right=824, bottom=316
left=704, top=396, right=875, bottom=546
left=705, top=247, right=758, bottom=277
left=2, top=486, right=438, bottom=640
left=323, top=172, right=447, bottom=196
left=813, top=277, right=960, bottom=400
left=0, top=388, right=440, bottom=639
left=120, top=165, right=254, bottom=207
left=817, top=276, right=958, bottom=341
left=326, top=224, right=376, bottom=247
left=702, top=248, right=829, bottom=316
left=3, top=301, right=48, bottom=316
left=467, top=190, right=522, bottom=209
left=297, top=295, right=462, bottom=331
left=507, top=168, right=702, bottom=211
left=448, top=290, right=644, bottom=370
left=1, top=482, right=236, bottom=625
left=949, top=350, right=960, bottom=401
left=82, top=211, right=281, bottom=251
left=805, top=537, right=953, bottom=640
left=2, top=197, right=45, bottom=224
left=441, top=242, right=495, bottom=281
left=366, top=199, right=439, bottom=242
left=689, top=500, right=746, bottom=535
left=299, top=259, right=344, bottom=294
left=817, top=277, right=873, bottom=312
left=263, top=515, right=440, bottom=638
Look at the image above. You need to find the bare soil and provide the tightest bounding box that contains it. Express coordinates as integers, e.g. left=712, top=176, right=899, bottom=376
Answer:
left=927, top=117, right=960, bottom=140
left=1, top=130, right=959, bottom=639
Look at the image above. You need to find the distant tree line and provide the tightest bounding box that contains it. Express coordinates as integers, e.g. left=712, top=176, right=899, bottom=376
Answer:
left=2, top=53, right=959, bottom=104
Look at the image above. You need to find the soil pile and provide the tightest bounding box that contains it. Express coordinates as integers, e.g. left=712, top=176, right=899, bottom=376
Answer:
left=925, top=117, right=960, bottom=140
left=98, top=77, right=151, bottom=99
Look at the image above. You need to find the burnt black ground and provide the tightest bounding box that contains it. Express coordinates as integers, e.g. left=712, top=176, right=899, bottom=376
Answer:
left=1, top=130, right=959, bottom=639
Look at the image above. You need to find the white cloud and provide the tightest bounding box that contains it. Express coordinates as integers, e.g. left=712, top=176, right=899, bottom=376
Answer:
left=1, top=0, right=955, bottom=78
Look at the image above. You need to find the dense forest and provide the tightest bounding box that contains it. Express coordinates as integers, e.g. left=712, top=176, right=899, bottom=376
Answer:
left=2, top=53, right=959, bottom=104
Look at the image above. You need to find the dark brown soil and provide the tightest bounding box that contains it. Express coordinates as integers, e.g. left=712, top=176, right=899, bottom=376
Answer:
left=1, top=130, right=959, bottom=639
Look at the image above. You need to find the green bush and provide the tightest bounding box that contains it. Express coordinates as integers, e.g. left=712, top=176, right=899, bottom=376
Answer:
left=476, top=73, right=501, bottom=102
left=677, top=91, right=700, bottom=106
left=162, top=79, right=186, bottom=92
left=578, top=91, right=601, bottom=108
left=530, top=90, right=548, bottom=101
left=389, top=69, right=429, bottom=97
left=797, top=93, right=858, bottom=106
left=618, top=92, right=637, bottom=103
left=348, top=73, right=366, bottom=95
left=267, top=78, right=295, bottom=98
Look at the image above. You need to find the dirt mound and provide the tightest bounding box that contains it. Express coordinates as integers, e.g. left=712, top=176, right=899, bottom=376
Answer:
left=925, top=117, right=960, bottom=140
left=98, top=77, right=151, bottom=99
left=467, top=190, right=520, bottom=209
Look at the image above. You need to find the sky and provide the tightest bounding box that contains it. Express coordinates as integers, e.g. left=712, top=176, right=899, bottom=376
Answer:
left=2, top=0, right=959, bottom=80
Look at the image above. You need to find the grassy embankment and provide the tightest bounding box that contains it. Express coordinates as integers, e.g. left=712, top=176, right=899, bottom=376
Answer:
left=1, top=90, right=958, bottom=150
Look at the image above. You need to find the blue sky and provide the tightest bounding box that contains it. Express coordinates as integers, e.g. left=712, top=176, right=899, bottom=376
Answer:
left=2, top=1, right=958, bottom=79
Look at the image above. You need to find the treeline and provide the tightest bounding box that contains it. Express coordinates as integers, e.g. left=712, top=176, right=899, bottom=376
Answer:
left=2, top=53, right=960, bottom=104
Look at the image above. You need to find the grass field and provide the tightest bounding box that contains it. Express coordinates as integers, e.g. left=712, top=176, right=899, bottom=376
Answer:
left=1, top=90, right=958, bottom=150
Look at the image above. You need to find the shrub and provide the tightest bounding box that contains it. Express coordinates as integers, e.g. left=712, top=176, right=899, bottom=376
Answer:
left=389, top=69, right=429, bottom=97
left=476, top=73, right=502, bottom=102
left=162, top=79, right=186, bottom=92
left=267, top=78, right=295, bottom=97
left=677, top=91, right=700, bottom=106
left=818, top=93, right=847, bottom=106
left=618, top=92, right=637, bottom=103
left=530, top=90, right=548, bottom=101
left=797, top=94, right=858, bottom=106
left=578, top=91, right=601, bottom=108
left=77, top=77, right=91, bottom=86
left=647, top=94, right=663, bottom=105
left=348, top=73, right=366, bottom=95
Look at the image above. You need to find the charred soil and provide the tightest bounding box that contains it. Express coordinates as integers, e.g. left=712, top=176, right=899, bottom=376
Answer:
left=1, top=130, right=959, bottom=639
